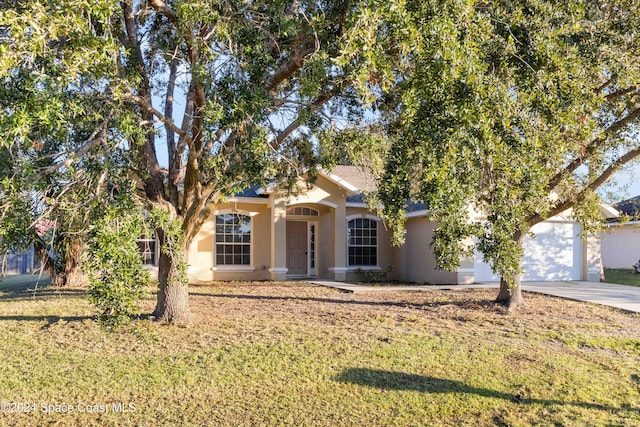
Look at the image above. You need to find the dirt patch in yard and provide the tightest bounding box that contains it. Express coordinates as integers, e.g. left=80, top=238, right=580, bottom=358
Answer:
left=183, top=281, right=640, bottom=344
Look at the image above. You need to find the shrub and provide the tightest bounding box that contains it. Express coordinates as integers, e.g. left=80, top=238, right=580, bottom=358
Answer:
left=357, top=264, right=393, bottom=283
left=86, top=205, right=150, bottom=330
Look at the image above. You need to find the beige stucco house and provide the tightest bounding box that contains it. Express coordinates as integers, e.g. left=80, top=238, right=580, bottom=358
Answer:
left=186, top=165, right=459, bottom=283
left=169, top=165, right=608, bottom=284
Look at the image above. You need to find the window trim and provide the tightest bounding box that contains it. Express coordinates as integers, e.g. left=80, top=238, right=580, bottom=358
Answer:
left=138, top=233, right=158, bottom=266
left=286, top=206, right=320, bottom=217
left=346, top=214, right=380, bottom=268
left=213, top=210, right=255, bottom=268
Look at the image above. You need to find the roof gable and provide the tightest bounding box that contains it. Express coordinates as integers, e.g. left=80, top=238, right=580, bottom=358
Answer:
left=329, top=165, right=377, bottom=193
left=253, top=165, right=374, bottom=196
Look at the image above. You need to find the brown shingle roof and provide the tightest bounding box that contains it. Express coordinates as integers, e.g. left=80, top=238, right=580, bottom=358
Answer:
left=330, top=165, right=377, bottom=192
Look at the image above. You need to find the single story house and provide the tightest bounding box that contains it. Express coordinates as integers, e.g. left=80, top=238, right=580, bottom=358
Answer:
left=601, top=195, right=640, bottom=269
left=177, top=165, right=607, bottom=284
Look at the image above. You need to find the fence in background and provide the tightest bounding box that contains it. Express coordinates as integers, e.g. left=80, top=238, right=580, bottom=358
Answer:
left=1, top=247, right=41, bottom=275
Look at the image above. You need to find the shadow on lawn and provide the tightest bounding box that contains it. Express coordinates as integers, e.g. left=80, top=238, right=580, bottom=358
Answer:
left=0, top=278, right=87, bottom=301
left=189, top=291, right=501, bottom=313
left=335, top=368, right=633, bottom=414
left=0, top=314, right=92, bottom=323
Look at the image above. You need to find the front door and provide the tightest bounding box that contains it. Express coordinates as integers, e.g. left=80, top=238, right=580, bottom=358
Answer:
left=287, top=221, right=308, bottom=275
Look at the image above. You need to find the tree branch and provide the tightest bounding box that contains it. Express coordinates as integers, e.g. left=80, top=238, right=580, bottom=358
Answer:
left=121, top=1, right=165, bottom=203
left=148, top=0, right=179, bottom=27
left=124, top=91, right=185, bottom=137
left=165, top=58, right=179, bottom=207
left=168, top=86, right=195, bottom=196
left=267, top=51, right=307, bottom=92
left=530, top=144, right=640, bottom=226
left=35, top=120, right=108, bottom=179
left=546, top=105, right=640, bottom=193
left=274, top=85, right=340, bottom=146
left=605, top=86, right=637, bottom=102
left=121, top=1, right=150, bottom=91
left=594, top=76, right=615, bottom=94
left=607, top=105, right=640, bottom=134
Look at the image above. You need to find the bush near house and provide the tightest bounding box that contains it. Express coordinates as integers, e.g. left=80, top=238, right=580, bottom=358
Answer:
left=356, top=264, right=393, bottom=283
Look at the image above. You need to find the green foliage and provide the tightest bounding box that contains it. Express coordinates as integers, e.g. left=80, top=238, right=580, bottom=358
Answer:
left=1, top=1, right=379, bottom=321
left=358, top=0, right=640, bottom=288
left=356, top=264, right=393, bottom=283
left=149, top=207, right=187, bottom=288
left=0, top=179, right=34, bottom=254
left=86, top=199, right=150, bottom=330
left=319, top=125, right=390, bottom=174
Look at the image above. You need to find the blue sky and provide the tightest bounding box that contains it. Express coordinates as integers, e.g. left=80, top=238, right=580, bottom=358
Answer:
left=602, top=165, right=640, bottom=203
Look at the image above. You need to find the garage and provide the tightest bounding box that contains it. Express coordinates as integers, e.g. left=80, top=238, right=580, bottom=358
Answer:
left=474, top=221, right=584, bottom=282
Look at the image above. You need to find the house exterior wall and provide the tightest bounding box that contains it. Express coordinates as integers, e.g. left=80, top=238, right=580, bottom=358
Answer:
left=186, top=167, right=604, bottom=285
left=188, top=174, right=359, bottom=282
left=284, top=203, right=331, bottom=277
left=188, top=201, right=271, bottom=282
left=397, top=217, right=458, bottom=284
left=601, top=223, right=640, bottom=269
left=475, top=217, right=587, bottom=281
left=318, top=209, right=333, bottom=278
left=344, top=207, right=396, bottom=282
left=473, top=218, right=603, bottom=282
left=289, top=174, right=349, bottom=280
left=585, top=233, right=603, bottom=282
left=475, top=220, right=582, bottom=282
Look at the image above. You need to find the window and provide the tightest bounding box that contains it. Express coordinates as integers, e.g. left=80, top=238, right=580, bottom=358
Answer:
left=138, top=234, right=157, bottom=265
left=286, top=206, right=319, bottom=217
left=309, top=224, right=316, bottom=269
left=215, top=214, right=251, bottom=266
left=347, top=218, right=377, bottom=266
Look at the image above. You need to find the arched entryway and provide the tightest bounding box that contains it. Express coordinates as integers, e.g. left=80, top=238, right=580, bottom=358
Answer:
left=285, top=205, right=319, bottom=278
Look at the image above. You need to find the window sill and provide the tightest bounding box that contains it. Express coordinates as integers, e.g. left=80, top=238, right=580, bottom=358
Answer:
left=212, top=266, right=256, bottom=272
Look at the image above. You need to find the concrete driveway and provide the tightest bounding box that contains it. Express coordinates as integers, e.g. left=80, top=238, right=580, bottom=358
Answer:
left=311, top=280, right=640, bottom=313
left=521, top=281, right=640, bottom=313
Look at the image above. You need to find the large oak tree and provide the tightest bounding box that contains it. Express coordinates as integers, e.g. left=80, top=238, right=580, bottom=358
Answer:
left=347, top=0, right=640, bottom=311
left=1, top=0, right=367, bottom=322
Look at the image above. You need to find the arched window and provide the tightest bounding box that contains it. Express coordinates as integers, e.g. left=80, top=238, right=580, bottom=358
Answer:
left=286, top=206, right=319, bottom=217
left=347, top=218, right=378, bottom=266
left=215, top=213, right=251, bottom=266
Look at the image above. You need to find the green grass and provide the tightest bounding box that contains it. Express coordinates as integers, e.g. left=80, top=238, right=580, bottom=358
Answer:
left=0, top=276, right=639, bottom=426
left=604, top=268, right=640, bottom=287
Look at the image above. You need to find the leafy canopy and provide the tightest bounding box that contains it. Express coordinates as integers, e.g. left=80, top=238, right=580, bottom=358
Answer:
left=344, top=0, right=640, bottom=286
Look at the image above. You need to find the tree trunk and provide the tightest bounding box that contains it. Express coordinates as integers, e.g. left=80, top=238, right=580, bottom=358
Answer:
left=152, top=249, right=192, bottom=323
left=34, top=241, right=59, bottom=285
left=61, top=238, right=85, bottom=287
left=495, top=230, right=526, bottom=312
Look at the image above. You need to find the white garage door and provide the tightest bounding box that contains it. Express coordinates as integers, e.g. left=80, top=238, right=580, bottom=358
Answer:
left=474, top=222, right=583, bottom=282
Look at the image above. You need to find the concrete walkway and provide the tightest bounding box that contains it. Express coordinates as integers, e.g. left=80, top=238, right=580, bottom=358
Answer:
left=308, top=280, right=640, bottom=313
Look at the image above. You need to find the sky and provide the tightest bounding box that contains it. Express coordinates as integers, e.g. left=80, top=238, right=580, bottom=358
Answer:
left=602, top=165, right=640, bottom=204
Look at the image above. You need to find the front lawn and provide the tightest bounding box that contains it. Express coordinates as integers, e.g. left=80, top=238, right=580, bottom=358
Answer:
left=0, top=279, right=638, bottom=426
left=604, top=268, right=640, bottom=287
